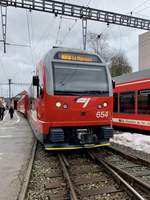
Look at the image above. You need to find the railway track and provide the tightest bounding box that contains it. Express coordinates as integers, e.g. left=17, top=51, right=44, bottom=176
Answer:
left=18, top=142, right=149, bottom=200
left=59, top=152, right=128, bottom=199
left=92, top=146, right=150, bottom=199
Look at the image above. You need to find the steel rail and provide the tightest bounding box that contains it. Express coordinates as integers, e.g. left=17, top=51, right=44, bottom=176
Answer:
left=107, top=145, right=150, bottom=168
left=103, top=158, right=150, bottom=195
left=18, top=140, right=37, bottom=200
left=58, top=153, right=78, bottom=200
left=88, top=151, right=146, bottom=200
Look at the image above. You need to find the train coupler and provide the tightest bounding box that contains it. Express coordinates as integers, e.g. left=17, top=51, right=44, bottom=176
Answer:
left=76, top=128, right=97, bottom=144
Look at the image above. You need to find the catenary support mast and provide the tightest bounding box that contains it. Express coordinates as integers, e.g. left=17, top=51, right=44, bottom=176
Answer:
left=0, top=5, right=7, bottom=53
left=1, top=0, right=150, bottom=52
left=82, top=18, right=87, bottom=50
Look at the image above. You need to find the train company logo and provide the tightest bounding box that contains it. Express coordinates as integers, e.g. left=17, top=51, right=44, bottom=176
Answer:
left=76, top=98, right=91, bottom=108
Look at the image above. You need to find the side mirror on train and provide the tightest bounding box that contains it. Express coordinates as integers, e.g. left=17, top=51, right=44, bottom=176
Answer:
left=40, top=88, right=44, bottom=97
left=112, top=80, right=115, bottom=89
left=33, top=76, right=39, bottom=86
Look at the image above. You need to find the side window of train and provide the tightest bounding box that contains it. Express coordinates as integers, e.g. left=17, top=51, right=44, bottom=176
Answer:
left=39, top=65, right=44, bottom=96
left=120, top=91, right=135, bottom=114
left=33, top=84, right=37, bottom=99
left=113, top=93, right=118, bottom=113
left=29, top=86, right=33, bottom=108
left=138, top=89, right=150, bottom=114
left=37, top=65, right=44, bottom=97
left=39, top=66, right=44, bottom=88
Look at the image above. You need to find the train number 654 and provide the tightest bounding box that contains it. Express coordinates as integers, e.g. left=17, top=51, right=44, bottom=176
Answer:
left=96, top=111, right=109, bottom=118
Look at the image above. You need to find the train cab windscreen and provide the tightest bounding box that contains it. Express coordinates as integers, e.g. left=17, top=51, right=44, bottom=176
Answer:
left=53, top=63, right=109, bottom=96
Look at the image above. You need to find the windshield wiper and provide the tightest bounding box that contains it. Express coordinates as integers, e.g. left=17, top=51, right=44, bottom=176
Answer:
left=77, top=90, right=109, bottom=95
left=54, top=90, right=109, bottom=96
left=87, top=90, right=108, bottom=94
left=54, top=90, right=84, bottom=96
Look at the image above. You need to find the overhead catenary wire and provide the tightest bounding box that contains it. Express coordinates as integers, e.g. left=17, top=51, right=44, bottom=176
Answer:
left=59, top=18, right=78, bottom=45
left=105, top=1, right=150, bottom=61
left=26, top=10, right=34, bottom=65
left=0, top=58, right=8, bottom=80
left=120, top=1, right=150, bottom=61
left=132, top=12, right=150, bottom=18
left=118, top=26, right=122, bottom=56
left=55, top=0, right=66, bottom=45
left=29, top=13, right=56, bottom=59
left=56, top=0, right=92, bottom=47
left=86, top=0, right=92, bottom=6
left=55, top=16, right=63, bottom=45
left=4, top=10, right=35, bottom=96
left=9, top=10, right=32, bottom=89
left=131, top=0, right=150, bottom=12
left=133, top=4, right=150, bottom=13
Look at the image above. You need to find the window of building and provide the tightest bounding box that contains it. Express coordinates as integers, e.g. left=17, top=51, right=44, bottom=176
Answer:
left=138, top=89, right=150, bottom=114
left=120, top=91, right=135, bottom=114
left=113, top=93, right=118, bottom=113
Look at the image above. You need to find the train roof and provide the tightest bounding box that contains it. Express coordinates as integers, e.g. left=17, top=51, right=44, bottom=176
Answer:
left=50, top=47, right=99, bottom=55
left=114, top=68, right=150, bottom=84
left=43, top=47, right=105, bottom=64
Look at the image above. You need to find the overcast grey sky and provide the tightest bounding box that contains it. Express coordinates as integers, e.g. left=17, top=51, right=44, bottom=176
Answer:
left=0, top=0, right=150, bottom=97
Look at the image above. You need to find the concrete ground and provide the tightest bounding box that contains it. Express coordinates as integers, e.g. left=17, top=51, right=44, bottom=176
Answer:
left=0, top=110, right=34, bottom=200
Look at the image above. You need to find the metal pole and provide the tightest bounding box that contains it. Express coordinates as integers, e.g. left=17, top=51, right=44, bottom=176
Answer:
left=82, top=18, right=87, bottom=50
left=1, top=5, right=7, bottom=53
left=8, top=79, right=11, bottom=105
left=96, top=34, right=101, bottom=54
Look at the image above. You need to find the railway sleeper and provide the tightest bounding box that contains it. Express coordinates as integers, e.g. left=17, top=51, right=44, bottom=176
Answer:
left=79, top=186, right=120, bottom=198
left=103, top=159, right=150, bottom=195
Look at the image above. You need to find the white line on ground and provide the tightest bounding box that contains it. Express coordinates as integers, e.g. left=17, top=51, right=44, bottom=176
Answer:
left=0, top=110, right=8, bottom=123
left=0, top=126, right=16, bottom=129
left=15, top=112, right=20, bottom=123
left=3, top=110, right=8, bottom=121
left=0, top=135, right=13, bottom=138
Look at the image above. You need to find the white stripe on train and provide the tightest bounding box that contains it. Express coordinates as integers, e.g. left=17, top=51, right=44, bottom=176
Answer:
left=112, top=118, right=150, bottom=126
left=116, top=79, right=150, bottom=87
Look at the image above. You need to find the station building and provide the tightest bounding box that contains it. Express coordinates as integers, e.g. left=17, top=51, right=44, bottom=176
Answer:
left=139, top=31, right=150, bottom=70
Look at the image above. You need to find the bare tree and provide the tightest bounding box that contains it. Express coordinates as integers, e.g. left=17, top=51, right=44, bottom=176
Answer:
left=110, top=51, right=132, bottom=77
left=87, top=32, right=132, bottom=77
left=87, top=32, right=112, bottom=62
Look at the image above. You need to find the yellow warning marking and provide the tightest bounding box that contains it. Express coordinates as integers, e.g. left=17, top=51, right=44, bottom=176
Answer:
left=45, top=143, right=110, bottom=150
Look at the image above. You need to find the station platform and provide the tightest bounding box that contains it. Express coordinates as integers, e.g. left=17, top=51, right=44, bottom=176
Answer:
left=0, top=111, right=34, bottom=200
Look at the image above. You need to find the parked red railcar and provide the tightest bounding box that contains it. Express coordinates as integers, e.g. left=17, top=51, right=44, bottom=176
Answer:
left=18, top=47, right=114, bottom=150
left=113, top=69, right=150, bottom=131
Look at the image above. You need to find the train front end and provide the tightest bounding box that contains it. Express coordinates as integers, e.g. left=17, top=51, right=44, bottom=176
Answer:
left=31, top=48, right=113, bottom=150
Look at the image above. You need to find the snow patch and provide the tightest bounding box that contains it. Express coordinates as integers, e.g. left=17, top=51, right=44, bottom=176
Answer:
left=110, top=132, right=150, bottom=154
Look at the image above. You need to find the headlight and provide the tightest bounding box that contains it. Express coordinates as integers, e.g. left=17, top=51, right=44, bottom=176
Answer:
left=103, top=102, right=108, bottom=107
left=63, top=104, right=68, bottom=109
left=97, top=104, right=102, bottom=109
left=56, top=102, right=61, bottom=108
left=97, top=102, right=108, bottom=109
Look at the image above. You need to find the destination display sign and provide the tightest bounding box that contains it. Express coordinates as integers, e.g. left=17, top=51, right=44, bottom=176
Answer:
left=55, top=52, right=101, bottom=63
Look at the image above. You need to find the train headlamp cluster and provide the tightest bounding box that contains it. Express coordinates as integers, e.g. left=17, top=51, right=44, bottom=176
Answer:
left=97, top=102, right=108, bottom=109
left=56, top=102, right=68, bottom=109
left=56, top=101, right=108, bottom=109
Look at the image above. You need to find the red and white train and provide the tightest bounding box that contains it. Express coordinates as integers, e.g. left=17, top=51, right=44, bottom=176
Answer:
left=17, top=47, right=114, bottom=150
left=113, top=69, right=150, bottom=131
left=17, top=92, right=28, bottom=116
